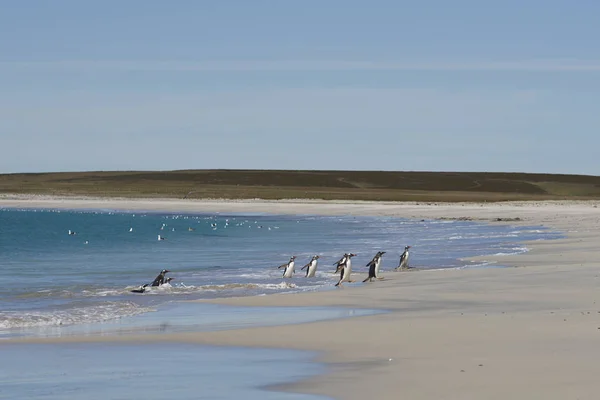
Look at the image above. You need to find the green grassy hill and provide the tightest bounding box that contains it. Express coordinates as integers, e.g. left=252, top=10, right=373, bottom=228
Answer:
left=2, top=169, right=600, bottom=202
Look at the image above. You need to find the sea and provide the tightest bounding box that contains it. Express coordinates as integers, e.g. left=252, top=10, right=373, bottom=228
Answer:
left=0, top=207, right=563, bottom=334
left=0, top=207, right=563, bottom=399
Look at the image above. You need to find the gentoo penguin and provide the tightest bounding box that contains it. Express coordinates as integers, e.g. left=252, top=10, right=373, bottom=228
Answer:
left=301, top=255, right=320, bottom=277
left=335, top=253, right=356, bottom=287
left=131, top=283, right=149, bottom=293
left=158, top=234, right=166, bottom=241
left=68, top=230, right=76, bottom=236
left=161, top=277, right=174, bottom=288
left=395, top=246, right=412, bottom=271
left=333, top=254, right=349, bottom=275
left=151, top=269, right=170, bottom=286
left=277, top=256, right=296, bottom=278
left=363, top=251, right=386, bottom=282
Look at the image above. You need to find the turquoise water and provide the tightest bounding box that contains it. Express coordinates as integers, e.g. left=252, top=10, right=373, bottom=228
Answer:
left=0, top=208, right=563, bottom=332
left=0, top=343, right=330, bottom=400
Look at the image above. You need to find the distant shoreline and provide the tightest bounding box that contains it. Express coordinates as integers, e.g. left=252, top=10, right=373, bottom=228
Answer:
left=3, top=169, right=600, bottom=202
left=2, top=193, right=598, bottom=220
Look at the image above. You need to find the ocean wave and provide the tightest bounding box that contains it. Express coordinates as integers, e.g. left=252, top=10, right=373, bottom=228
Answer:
left=448, top=233, right=519, bottom=240
left=10, top=281, right=304, bottom=301
left=490, top=247, right=528, bottom=256
left=0, top=301, right=154, bottom=330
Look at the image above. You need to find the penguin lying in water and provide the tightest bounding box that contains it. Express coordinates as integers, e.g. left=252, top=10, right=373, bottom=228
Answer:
left=130, top=283, right=150, bottom=293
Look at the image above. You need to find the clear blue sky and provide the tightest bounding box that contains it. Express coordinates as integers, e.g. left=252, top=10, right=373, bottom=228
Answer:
left=1, top=0, right=599, bottom=174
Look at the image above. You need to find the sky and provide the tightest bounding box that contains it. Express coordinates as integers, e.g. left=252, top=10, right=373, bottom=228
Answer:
left=1, top=0, right=599, bottom=174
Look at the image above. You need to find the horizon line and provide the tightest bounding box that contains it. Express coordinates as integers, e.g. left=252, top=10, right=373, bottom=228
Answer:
left=2, top=168, right=599, bottom=178
left=2, top=59, right=600, bottom=72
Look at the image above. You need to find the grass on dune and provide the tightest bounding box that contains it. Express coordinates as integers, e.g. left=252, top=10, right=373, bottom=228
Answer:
left=2, top=169, right=600, bottom=202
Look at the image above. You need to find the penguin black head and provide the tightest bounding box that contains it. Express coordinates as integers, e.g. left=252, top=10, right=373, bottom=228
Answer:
left=314, top=255, right=320, bottom=260
left=349, top=253, right=356, bottom=258
left=161, top=269, right=170, bottom=274
left=290, top=256, right=296, bottom=260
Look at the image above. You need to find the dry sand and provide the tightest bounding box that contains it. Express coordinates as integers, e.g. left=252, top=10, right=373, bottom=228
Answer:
left=3, top=196, right=600, bottom=399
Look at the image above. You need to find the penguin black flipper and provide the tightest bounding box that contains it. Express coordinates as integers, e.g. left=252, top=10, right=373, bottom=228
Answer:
left=363, top=264, right=376, bottom=282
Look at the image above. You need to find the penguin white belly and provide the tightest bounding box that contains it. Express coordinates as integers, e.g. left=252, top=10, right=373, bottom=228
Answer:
left=283, top=261, right=295, bottom=278
left=400, top=253, right=409, bottom=269
left=341, top=260, right=352, bottom=282
left=374, top=259, right=382, bottom=277
left=306, top=261, right=318, bottom=277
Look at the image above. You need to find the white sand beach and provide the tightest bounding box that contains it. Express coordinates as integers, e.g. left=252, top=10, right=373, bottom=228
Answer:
left=3, top=196, right=600, bottom=399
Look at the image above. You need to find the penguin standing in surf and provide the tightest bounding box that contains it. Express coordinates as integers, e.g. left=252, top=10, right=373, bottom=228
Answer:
left=335, top=253, right=356, bottom=287
left=131, top=276, right=174, bottom=293
left=395, top=246, right=412, bottom=271
left=151, top=269, right=170, bottom=286
left=301, top=255, right=320, bottom=277
left=363, top=251, right=386, bottom=282
left=277, top=256, right=296, bottom=278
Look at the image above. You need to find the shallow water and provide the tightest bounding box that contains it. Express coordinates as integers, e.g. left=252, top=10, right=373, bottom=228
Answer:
left=6, top=302, right=383, bottom=338
left=0, top=208, right=563, bottom=331
left=0, top=343, right=330, bottom=400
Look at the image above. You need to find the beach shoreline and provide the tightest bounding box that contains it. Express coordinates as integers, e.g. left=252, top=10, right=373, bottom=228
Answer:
left=3, top=196, right=600, bottom=399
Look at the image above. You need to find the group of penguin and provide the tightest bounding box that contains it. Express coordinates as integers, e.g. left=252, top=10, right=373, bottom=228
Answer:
left=131, top=245, right=411, bottom=293
left=131, top=269, right=174, bottom=293
left=277, top=245, right=412, bottom=287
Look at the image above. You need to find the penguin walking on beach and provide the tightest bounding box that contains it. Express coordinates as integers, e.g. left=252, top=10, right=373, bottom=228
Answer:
left=278, top=256, right=296, bottom=278
left=363, top=251, right=386, bottom=282
left=395, top=246, right=412, bottom=271
left=301, top=255, right=320, bottom=278
left=333, top=254, right=349, bottom=275
left=335, top=253, right=356, bottom=287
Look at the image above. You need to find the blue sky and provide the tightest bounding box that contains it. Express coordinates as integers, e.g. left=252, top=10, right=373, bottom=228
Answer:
left=1, top=0, right=599, bottom=174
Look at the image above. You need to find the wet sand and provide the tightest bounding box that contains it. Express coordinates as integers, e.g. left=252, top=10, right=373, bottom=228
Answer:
left=3, top=197, right=600, bottom=399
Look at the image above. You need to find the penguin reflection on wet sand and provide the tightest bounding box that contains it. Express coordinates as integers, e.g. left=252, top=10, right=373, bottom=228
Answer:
left=278, top=256, right=296, bottom=278
left=335, top=253, right=356, bottom=287
left=301, top=255, right=320, bottom=277
left=363, top=251, right=386, bottom=282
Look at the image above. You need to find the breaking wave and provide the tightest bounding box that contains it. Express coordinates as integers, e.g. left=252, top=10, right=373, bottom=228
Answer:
left=0, top=301, right=154, bottom=330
